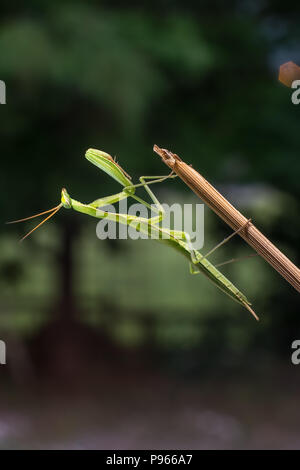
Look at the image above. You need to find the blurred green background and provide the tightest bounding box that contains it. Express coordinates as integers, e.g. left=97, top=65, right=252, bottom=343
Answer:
left=1, top=0, right=300, bottom=449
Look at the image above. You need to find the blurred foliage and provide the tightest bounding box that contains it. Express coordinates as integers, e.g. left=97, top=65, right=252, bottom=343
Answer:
left=1, top=1, right=300, bottom=374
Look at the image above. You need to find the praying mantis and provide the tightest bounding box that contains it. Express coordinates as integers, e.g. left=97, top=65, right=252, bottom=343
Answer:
left=8, top=148, right=259, bottom=320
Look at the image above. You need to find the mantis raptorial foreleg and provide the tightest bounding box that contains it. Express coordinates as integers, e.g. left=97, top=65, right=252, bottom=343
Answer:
left=85, top=174, right=175, bottom=238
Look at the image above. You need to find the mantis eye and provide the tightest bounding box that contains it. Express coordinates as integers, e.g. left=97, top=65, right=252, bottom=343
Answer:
left=61, top=188, right=72, bottom=209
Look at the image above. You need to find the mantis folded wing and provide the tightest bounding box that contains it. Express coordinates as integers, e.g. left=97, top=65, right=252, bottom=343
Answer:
left=8, top=148, right=259, bottom=320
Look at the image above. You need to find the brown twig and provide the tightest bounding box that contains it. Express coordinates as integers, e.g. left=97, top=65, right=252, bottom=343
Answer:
left=154, top=145, right=300, bottom=293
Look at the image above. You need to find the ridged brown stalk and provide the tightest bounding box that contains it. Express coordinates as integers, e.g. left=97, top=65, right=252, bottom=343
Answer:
left=154, top=145, right=300, bottom=293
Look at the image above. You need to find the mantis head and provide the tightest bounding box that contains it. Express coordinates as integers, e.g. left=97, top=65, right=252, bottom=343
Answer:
left=61, top=188, right=72, bottom=209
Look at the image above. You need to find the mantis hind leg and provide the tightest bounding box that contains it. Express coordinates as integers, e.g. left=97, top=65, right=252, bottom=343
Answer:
left=167, top=220, right=255, bottom=277
left=187, top=219, right=253, bottom=269
left=201, top=219, right=252, bottom=261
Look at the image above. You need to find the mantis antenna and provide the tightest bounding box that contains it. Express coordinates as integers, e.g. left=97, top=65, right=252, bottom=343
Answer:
left=7, top=204, right=62, bottom=242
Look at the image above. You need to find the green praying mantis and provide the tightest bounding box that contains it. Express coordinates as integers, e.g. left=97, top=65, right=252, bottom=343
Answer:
left=8, top=148, right=258, bottom=321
